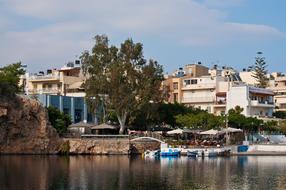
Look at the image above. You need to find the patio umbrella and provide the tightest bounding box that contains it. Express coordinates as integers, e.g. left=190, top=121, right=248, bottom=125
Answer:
left=167, top=128, right=184, bottom=135
left=221, top=127, right=243, bottom=133
left=91, top=123, right=119, bottom=130
left=200, top=129, right=220, bottom=135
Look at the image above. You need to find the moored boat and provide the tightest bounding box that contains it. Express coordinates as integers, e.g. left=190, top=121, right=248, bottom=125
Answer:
left=144, top=150, right=160, bottom=158
left=160, top=148, right=180, bottom=157
left=187, top=150, right=199, bottom=157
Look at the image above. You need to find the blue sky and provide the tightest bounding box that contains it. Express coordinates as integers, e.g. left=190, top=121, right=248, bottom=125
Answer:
left=0, top=0, right=285, bottom=74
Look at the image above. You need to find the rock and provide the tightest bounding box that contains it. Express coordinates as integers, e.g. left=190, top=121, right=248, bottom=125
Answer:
left=0, top=96, right=63, bottom=154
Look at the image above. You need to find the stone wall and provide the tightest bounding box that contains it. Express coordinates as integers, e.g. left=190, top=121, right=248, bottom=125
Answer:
left=67, top=138, right=130, bottom=155
left=130, top=140, right=161, bottom=154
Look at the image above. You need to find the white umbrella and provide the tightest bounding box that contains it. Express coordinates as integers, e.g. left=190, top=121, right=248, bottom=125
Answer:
left=221, top=127, right=243, bottom=133
left=200, top=129, right=220, bottom=135
left=167, top=128, right=184, bottom=135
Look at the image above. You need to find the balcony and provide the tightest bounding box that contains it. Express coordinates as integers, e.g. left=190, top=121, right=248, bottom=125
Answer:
left=214, top=100, right=226, bottom=107
left=181, top=83, right=216, bottom=90
left=28, top=88, right=61, bottom=95
left=182, top=97, right=214, bottom=103
left=29, top=75, right=60, bottom=81
left=250, top=100, right=275, bottom=108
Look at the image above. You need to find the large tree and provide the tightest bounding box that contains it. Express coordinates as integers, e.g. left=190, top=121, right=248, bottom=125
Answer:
left=0, top=62, right=25, bottom=97
left=252, top=52, right=269, bottom=88
left=81, top=35, right=164, bottom=133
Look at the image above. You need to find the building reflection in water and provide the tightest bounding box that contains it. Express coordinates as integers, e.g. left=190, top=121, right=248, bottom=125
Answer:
left=1, top=156, right=286, bottom=189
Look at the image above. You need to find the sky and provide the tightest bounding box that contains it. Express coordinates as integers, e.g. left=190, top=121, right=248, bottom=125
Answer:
left=0, top=0, right=285, bottom=74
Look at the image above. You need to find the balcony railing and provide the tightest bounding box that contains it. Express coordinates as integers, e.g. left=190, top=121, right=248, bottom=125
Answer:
left=182, top=97, right=214, bottom=103
left=182, top=83, right=216, bottom=90
left=28, top=88, right=61, bottom=94
left=250, top=100, right=274, bottom=107
left=30, top=75, right=60, bottom=80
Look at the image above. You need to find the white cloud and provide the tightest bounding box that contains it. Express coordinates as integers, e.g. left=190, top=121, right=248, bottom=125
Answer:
left=0, top=0, right=284, bottom=70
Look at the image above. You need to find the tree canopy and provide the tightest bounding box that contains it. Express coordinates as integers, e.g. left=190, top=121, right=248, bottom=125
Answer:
left=252, top=52, right=269, bottom=88
left=176, top=111, right=223, bottom=130
left=0, top=62, right=25, bottom=97
left=47, top=106, right=71, bottom=135
left=227, top=106, right=263, bottom=132
left=81, top=35, right=165, bottom=133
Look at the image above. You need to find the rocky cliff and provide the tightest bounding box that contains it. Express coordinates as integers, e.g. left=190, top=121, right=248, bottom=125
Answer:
left=0, top=96, right=62, bottom=154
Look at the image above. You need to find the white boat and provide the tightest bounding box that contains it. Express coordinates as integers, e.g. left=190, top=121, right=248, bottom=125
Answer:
left=144, top=150, right=160, bottom=158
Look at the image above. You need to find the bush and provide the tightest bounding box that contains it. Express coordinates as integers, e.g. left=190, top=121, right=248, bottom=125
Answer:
left=47, top=106, right=71, bottom=135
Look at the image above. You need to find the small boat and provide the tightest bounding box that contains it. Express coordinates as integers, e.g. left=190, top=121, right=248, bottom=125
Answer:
left=198, top=149, right=218, bottom=157
left=187, top=150, right=199, bottom=157
left=144, top=150, right=160, bottom=158
left=217, top=148, right=231, bottom=157
left=206, top=150, right=218, bottom=157
left=160, top=148, right=180, bottom=157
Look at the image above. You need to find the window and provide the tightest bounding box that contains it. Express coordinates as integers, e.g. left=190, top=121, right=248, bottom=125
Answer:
left=48, top=84, right=52, bottom=89
left=185, top=80, right=190, bottom=85
left=191, top=79, right=197, bottom=84
left=173, top=93, right=178, bottom=102
left=173, top=82, right=178, bottom=90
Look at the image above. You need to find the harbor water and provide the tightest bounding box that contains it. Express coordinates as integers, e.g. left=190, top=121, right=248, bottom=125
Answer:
left=0, top=155, right=286, bottom=190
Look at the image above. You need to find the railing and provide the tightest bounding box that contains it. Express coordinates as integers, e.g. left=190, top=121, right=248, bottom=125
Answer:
left=216, top=100, right=226, bottom=105
left=251, top=100, right=274, bottom=107
left=182, top=83, right=216, bottom=90
left=28, top=88, right=61, bottom=94
left=30, top=75, right=60, bottom=80
left=129, top=131, right=164, bottom=142
left=182, top=97, right=214, bottom=103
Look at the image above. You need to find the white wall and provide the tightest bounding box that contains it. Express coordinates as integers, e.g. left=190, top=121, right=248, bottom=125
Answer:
left=226, top=86, right=248, bottom=115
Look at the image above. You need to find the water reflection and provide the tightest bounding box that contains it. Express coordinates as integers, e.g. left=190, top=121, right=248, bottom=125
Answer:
left=0, top=156, right=286, bottom=190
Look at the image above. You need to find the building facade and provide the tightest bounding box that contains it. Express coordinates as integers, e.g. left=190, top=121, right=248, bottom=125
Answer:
left=21, top=61, right=85, bottom=97
left=164, top=64, right=275, bottom=118
left=36, top=94, right=98, bottom=124
left=226, top=85, right=274, bottom=117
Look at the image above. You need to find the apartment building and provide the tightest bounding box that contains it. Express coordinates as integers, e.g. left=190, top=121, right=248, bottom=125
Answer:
left=269, top=74, right=286, bottom=111
left=164, top=64, right=275, bottom=118
left=21, top=61, right=85, bottom=97
left=162, top=77, right=182, bottom=103
left=163, top=63, right=210, bottom=103
left=181, top=75, right=224, bottom=113
left=227, top=85, right=274, bottom=117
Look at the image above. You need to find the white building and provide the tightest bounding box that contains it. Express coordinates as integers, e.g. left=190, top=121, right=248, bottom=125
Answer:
left=227, top=85, right=274, bottom=117
left=181, top=75, right=226, bottom=113
left=239, top=71, right=258, bottom=86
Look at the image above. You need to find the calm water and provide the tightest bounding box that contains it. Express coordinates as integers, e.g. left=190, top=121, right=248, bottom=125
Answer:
left=1, top=155, right=286, bottom=190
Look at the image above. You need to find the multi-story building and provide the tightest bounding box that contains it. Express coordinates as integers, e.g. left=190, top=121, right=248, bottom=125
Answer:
left=269, top=74, right=286, bottom=111
left=163, top=63, right=209, bottom=103
left=164, top=64, right=275, bottom=118
left=162, top=77, right=182, bottom=103
left=239, top=71, right=258, bottom=86
left=227, top=85, right=274, bottom=117
left=181, top=75, right=224, bottom=113
left=22, top=61, right=85, bottom=97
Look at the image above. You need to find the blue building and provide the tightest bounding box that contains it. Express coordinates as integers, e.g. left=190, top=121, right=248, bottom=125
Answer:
left=36, top=94, right=97, bottom=123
